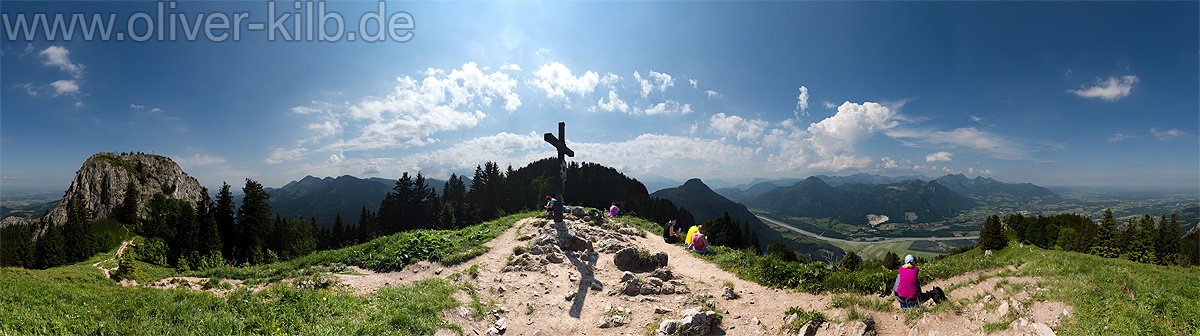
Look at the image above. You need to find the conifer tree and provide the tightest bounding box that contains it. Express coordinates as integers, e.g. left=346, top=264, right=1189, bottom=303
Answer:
left=882, top=251, right=902, bottom=270
left=117, top=181, right=140, bottom=225
left=837, top=251, right=861, bottom=271
left=1157, top=214, right=1181, bottom=265
left=766, top=241, right=798, bottom=262
left=332, top=213, right=345, bottom=248
left=1123, top=215, right=1157, bottom=264
left=214, top=182, right=237, bottom=263
left=35, top=223, right=67, bottom=269
left=741, top=222, right=761, bottom=255
left=977, top=214, right=1007, bottom=251
left=1090, top=209, right=1121, bottom=258
left=703, top=212, right=743, bottom=248
left=237, top=179, right=272, bottom=265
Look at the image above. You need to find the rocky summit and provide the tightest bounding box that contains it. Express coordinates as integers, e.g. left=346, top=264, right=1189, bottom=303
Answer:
left=37, top=152, right=206, bottom=233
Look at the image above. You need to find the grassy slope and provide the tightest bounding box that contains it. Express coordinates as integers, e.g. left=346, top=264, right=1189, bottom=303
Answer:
left=0, top=212, right=537, bottom=335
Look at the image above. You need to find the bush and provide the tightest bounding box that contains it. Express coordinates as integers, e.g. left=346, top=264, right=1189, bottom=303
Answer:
left=110, top=250, right=142, bottom=281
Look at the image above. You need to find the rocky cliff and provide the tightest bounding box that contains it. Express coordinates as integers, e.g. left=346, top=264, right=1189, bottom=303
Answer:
left=40, top=152, right=207, bottom=230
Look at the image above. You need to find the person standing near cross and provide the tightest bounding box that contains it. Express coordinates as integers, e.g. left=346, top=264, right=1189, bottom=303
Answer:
left=543, top=122, right=574, bottom=222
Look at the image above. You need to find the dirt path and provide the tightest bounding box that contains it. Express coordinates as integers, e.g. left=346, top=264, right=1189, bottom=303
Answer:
left=327, top=216, right=1072, bottom=335
left=93, top=239, right=134, bottom=279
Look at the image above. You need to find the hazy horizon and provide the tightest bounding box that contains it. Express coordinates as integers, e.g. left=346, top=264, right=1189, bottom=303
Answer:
left=3, top=2, right=1197, bottom=193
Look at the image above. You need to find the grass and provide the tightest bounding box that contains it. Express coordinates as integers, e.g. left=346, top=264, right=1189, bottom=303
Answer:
left=191, top=211, right=537, bottom=282
left=780, top=306, right=826, bottom=333
left=0, top=263, right=463, bottom=335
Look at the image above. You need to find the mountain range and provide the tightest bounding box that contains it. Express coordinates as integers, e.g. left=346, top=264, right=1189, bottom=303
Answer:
left=742, top=177, right=978, bottom=226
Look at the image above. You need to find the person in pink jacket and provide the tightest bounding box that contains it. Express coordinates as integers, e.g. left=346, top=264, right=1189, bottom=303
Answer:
left=893, top=254, right=921, bottom=308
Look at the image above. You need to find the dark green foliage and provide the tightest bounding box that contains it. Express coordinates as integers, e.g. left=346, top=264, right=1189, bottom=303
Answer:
left=214, top=182, right=237, bottom=262
left=0, top=221, right=36, bottom=268
left=977, top=214, right=1007, bottom=251
left=837, top=251, right=861, bottom=271
left=1091, top=209, right=1121, bottom=257
left=34, top=224, right=67, bottom=269
left=62, top=190, right=99, bottom=262
left=742, top=222, right=761, bottom=255
left=703, top=212, right=744, bottom=249
left=117, top=180, right=139, bottom=225
left=882, top=251, right=901, bottom=270
left=933, top=173, right=1058, bottom=200
left=111, top=249, right=142, bottom=281
left=767, top=241, right=799, bottom=262
left=1156, top=214, right=1182, bottom=265
left=238, top=179, right=272, bottom=265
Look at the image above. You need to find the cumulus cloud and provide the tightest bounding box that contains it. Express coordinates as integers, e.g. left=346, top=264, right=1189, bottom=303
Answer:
left=1151, top=128, right=1192, bottom=140
left=706, top=90, right=720, bottom=98
left=266, top=147, right=308, bottom=164
left=641, top=100, right=692, bottom=115
left=689, top=79, right=698, bottom=89
left=49, top=80, right=79, bottom=95
left=1108, top=133, right=1137, bottom=142
left=594, top=90, right=629, bottom=113
left=573, top=134, right=758, bottom=176
left=501, top=63, right=522, bottom=71
left=400, top=132, right=551, bottom=177
left=794, top=86, right=809, bottom=117
left=532, top=62, right=600, bottom=100
left=332, top=62, right=519, bottom=151
left=709, top=113, right=767, bottom=141
left=40, top=46, right=84, bottom=78
left=308, top=120, right=342, bottom=140
left=130, top=104, right=145, bottom=109
left=1069, top=75, right=1138, bottom=101
left=634, top=70, right=674, bottom=97
left=806, top=102, right=898, bottom=158
left=822, top=101, right=837, bottom=109
left=149, top=108, right=162, bottom=113
left=925, top=151, right=953, bottom=162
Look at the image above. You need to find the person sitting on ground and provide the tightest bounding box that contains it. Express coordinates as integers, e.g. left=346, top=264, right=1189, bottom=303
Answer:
left=893, top=254, right=921, bottom=308
left=684, top=224, right=700, bottom=247
left=690, top=225, right=709, bottom=254
left=543, top=196, right=555, bottom=218
left=608, top=202, right=620, bottom=217
left=663, top=219, right=683, bottom=244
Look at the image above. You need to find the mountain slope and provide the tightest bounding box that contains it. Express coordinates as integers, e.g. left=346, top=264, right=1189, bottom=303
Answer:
left=652, top=178, right=802, bottom=253
left=744, top=177, right=977, bottom=225
left=934, top=174, right=1057, bottom=200
left=267, top=175, right=393, bottom=226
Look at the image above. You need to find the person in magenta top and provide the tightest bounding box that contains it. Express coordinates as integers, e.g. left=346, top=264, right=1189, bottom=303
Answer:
left=893, top=254, right=921, bottom=308
left=608, top=202, right=620, bottom=217
left=690, top=226, right=709, bottom=253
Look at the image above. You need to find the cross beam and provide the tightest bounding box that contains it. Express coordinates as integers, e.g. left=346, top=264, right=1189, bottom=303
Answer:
left=544, top=122, right=573, bottom=221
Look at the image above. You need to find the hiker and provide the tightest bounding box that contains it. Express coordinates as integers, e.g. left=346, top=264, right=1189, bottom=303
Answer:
left=690, top=225, right=709, bottom=254
left=543, top=196, right=555, bottom=218
left=608, top=202, right=620, bottom=217
left=684, top=224, right=700, bottom=246
left=663, top=219, right=683, bottom=244
left=893, top=254, right=921, bottom=308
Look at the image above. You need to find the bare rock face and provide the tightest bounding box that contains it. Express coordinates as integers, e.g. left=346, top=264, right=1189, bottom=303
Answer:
left=613, top=247, right=668, bottom=271
left=35, top=153, right=206, bottom=237
left=657, top=307, right=719, bottom=336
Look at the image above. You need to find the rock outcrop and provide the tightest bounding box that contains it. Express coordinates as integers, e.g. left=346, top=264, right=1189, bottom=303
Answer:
left=35, top=152, right=207, bottom=236
left=657, top=307, right=719, bottom=336
left=613, top=247, right=668, bottom=271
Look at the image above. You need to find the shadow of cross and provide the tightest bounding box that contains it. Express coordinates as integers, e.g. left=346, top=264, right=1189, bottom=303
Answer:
left=565, top=244, right=598, bottom=319
left=543, top=122, right=574, bottom=221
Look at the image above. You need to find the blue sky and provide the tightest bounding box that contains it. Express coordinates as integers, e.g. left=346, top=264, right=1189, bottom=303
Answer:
left=2, top=1, right=1197, bottom=191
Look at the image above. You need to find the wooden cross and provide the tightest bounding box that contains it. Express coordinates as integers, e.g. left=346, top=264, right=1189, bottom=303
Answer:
left=543, top=122, right=574, bottom=221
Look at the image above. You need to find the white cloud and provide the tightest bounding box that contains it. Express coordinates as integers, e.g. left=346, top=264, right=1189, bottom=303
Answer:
left=689, top=79, right=698, bottom=89
left=130, top=104, right=144, bottom=109
left=1068, top=75, right=1138, bottom=101
left=149, top=108, right=162, bottom=113
left=794, top=86, right=810, bottom=117
left=634, top=70, right=674, bottom=97
left=501, top=63, right=522, bottom=71
left=641, top=100, right=692, bottom=115
left=595, top=90, right=629, bottom=113
left=173, top=151, right=227, bottom=167
left=887, top=127, right=1029, bottom=160
left=333, top=62, right=519, bottom=151
left=49, top=80, right=78, bottom=95
left=16, top=83, right=37, bottom=97
left=1151, top=128, right=1192, bottom=140
left=573, top=134, right=758, bottom=177
left=806, top=102, right=898, bottom=158
left=1108, top=132, right=1137, bottom=142
left=880, top=157, right=899, bottom=169
left=705, top=90, right=720, bottom=98
left=401, top=132, right=551, bottom=177
left=266, top=147, right=308, bottom=164
left=532, top=62, right=600, bottom=100
left=709, top=113, right=767, bottom=141
left=601, top=73, right=621, bottom=86
left=39, top=46, right=84, bottom=78
left=925, top=151, right=953, bottom=162
left=822, top=101, right=837, bottom=109
left=326, top=153, right=345, bottom=164
left=308, top=120, right=342, bottom=140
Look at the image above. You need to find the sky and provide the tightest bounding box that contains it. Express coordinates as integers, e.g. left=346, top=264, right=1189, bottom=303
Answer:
left=1, top=1, right=1198, bottom=192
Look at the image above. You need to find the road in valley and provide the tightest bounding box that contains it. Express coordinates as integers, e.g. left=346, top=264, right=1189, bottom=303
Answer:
left=755, top=214, right=979, bottom=245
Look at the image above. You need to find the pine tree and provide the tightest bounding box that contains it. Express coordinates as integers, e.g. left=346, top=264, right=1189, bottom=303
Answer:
left=214, top=182, right=237, bottom=263
left=703, top=212, right=743, bottom=248
left=837, top=251, right=861, bottom=271
left=238, top=179, right=272, bottom=265
left=882, top=251, right=902, bottom=270
left=977, top=214, right=1007, bottom=251
left=117, top=181, right=140, bottom=225
left=332, top=213, right=345, bottom=248
left=1157, top=214, right=1181, bottom=265
left=1090, top=209, right=1121, bottom=258
left=741, top=222, right=761, bottom=255
left=1123, top=215, right=1157, bottom=264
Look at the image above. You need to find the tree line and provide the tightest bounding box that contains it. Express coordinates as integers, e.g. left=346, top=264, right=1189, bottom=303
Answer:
left=975, top=209, right=1198, bottom=267
left=3, top=158, right=700, bottom=271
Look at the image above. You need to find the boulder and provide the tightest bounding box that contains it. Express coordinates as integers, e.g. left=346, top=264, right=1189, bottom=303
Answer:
left=997, top=301, right=1010, bottom=317
left=621, top=280, right=641, bottom=296
left=614, top=247, right=669, bottom=271
left=533, top=224, right=594, bottom=252
left=621, top=271, right=636, bottom=282
left=598, top=315, right=631, bottom=328
left=657, top=307, right=718, bottom=336
left=570, top=207, right=586, bottom=218
left=722, top=286, right=739, bottom=300
left=648, top=277, right=664, bottom=287
left=652, top=267, right=675, bottom=281
left=1032, top=323, right=1055, bottom=336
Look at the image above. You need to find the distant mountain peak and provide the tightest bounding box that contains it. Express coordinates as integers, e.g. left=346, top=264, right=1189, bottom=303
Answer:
left=682, top=178, right=710, bottom=189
